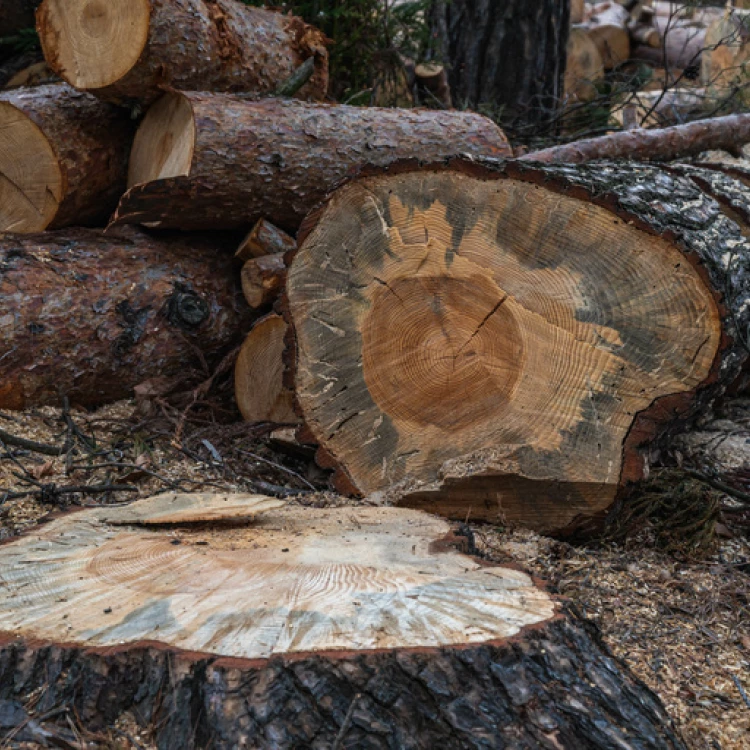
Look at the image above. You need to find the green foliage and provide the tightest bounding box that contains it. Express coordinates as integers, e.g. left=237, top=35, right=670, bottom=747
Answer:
left=243, top=0, right=430, bottom=101
left=0, top=27, right=40, bottom=55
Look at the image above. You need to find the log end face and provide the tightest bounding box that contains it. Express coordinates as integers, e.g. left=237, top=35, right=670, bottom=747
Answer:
left=37, top=0, right=150, bottom=91
left=128, top=93, right=195, bottom=187
left=288, top=167, right=723, bottom=531
left=0, top=101, right=62, bottom=233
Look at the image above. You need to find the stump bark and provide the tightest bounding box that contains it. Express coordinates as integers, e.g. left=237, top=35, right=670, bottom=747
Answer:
left=235, top=313, right=298, bottom=425
left=36, top=0, right=329, bottom=106
left=0, top=83, right=134, bottom=233
left=0, top=495, right=686, bottom=749
left=114, top=92, right=512, bottom=233
left=0, top=226, right=251, bottom=409
left=285, top=158, right=750, bottom=535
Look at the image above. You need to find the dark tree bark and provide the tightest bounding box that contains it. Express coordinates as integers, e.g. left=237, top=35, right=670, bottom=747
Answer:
left=0, top=0, right=40, bottom=36
left=0, top=227, right=252, bottom=409
left=428, top=0, right=570, bottom=135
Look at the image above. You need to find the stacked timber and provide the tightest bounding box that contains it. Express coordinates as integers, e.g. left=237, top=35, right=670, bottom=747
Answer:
left=3, top=0, right=750, bottom=741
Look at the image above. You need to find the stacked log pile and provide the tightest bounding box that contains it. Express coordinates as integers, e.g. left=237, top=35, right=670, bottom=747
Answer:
left=2, top=0, right=750, bottom=743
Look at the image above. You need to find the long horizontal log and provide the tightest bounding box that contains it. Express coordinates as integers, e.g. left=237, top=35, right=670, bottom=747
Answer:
left=0, top=227, right=251, bottom=409
left=523, top=113, right=750, bottom=164
left=36, top=0, right=328, bottom=105
left=285, top=158, right=750, bottom=535
left=0, top=497, right=686, bottom=749
left=114, top=93, right=512, bottom=232
left=0, top=83, right=134, bottom=233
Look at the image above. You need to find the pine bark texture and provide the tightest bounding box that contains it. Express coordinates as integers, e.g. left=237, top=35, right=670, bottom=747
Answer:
left=0, top=0, right=40, bottom=35
left=0, top=83, right=134, bottom=231
left=0, top=611, right=685, bottom=750
left=286, top=158, right=750, bottom=535
left=36, top=0, right=329, bottom=106
left=428, top=0, right=570, bottom=133
left=115, top=94, right=512, bottom=233
left=523, top=113, right=750, bottom=164
left=0, top=227, right=251, bottom=409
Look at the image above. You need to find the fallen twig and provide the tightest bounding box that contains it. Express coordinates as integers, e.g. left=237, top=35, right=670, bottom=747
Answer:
left=0, top=426, right=69, bottom=456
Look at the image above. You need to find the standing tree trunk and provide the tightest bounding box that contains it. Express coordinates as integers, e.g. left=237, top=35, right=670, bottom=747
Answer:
left=285, top=158, right=750, bottom=536
left=0, top=0, right=40, bottom=35
left=0, top=496, right=686, bottom=749
left=0, top=227, right=251, bottom=410
left=0, top=83, right=134, bottom=233
left=36, top=0, right=329, bottom=106
left=428, top=0, right=570, bottom=135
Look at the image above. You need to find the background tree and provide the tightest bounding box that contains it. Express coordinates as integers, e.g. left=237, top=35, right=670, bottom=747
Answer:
left=427, top=0, right=571, bottom=136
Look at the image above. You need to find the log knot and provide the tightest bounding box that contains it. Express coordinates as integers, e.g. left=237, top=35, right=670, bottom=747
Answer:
left=164, top=284, right=210, bottom=329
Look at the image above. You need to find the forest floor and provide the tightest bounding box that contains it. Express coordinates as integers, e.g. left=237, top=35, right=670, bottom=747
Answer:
left=0, top=398, right=748, bottom=750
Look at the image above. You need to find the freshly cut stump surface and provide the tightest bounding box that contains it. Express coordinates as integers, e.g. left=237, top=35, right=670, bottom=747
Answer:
left=235, top=313, right=298, bottom=424
left=287, top=160, right=750, bottom=535
left=0, top=495, right=686, bottom=749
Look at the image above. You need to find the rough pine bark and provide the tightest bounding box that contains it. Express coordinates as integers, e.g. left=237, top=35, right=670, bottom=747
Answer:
left=0, top=498, right=685, bottom=750
left=428, top=0, right=570, bottom=133
left=114, top=92, right=512, bottom=232
left=36, top=0, right=329, bottom=106
left=0, top=226, right=251, bottom=409
left=285, top=158, right=750, bottom=535
left=0, top=83, right=134, bottom=233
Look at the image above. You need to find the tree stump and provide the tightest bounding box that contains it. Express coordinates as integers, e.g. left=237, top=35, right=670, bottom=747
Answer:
left=0, top=83, right=134, bottom=233
left=285, top=159, right=750, bottom=535
left=0, top=495, right=686, bottom=749
left=115, top=92, right=512, bottom=233
left=0, top=226, right=251, bottom=409
left=36, top=0, right=329, bottom=105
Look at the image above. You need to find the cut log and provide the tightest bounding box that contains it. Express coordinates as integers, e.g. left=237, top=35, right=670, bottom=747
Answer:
left=414, top=62, right=452, bottom=108
left=285, top=159, right=750, bottom=535
left=241, top=253, right=286, bottom=309
left=582, top=2, right=632, bottom=69
left=0, top=0, right=40, bottom=36
left=523, top=112, right=750, bottom=164
left=0, top=226, right=251, bottom=410
left=631, top=16, right=705, bottom=71
left=610, top=87, right=708, bottom=129
left=565, top=26, right=605, bottom=103
left=115, top=93, right=512, bottom=233
left=0, top=83, right=134, bottom=233
left=0, top=496, right=686, bottom=749
left=236, top=218, right=296, bottom=263
left=36, top=0, right=329, bottom=106
left=701, top=11, right=750, bottom=108
left=235, top=313, right=297, bottom=425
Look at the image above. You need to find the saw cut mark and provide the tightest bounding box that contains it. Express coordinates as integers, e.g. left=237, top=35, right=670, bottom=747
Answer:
left=38, top=0, right=151, bottom=90
left=0, top=103, right=62, bottom=233
left=0, top=501, right=555, bottom=658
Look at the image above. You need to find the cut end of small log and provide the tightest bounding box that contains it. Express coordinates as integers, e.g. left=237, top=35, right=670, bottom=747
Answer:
left=0, top=496, right=556, bottom=657
left=37, top=0, right=151, bottom=91
left=235, top=313, right=298, bottom=425
left=0, top=100, right=62, bottom=233
left=128, top=92, right=195, bottom=187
